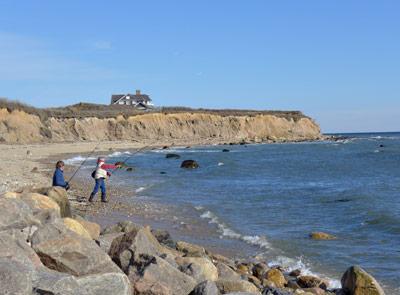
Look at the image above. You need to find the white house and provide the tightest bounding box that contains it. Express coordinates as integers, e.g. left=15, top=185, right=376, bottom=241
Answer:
left=110, top=90, right=154, bottom=109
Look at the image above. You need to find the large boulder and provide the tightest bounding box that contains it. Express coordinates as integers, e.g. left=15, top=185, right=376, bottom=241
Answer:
left=36, top=186, right=72, bottom=217
left=97, top=232, right=125, bottom=254
left=190, top=280, right=219, bottom=295
left=101, top=220, right=143, bottom=235
left=131, top=255, right=197, bottom=295
left=74, top=216, right=101, bottom=240
left=0, top=258, right=33, bottom=295
left=32, top=267, right=132, bottom=295
left=341, top=266, right=385, bottom=295
left=109, top=226, right=168, bottom=272
left=216, top=279, right=260, bottom=294
left=63, top=218, right=92, bottom=240
left=0, top=198, right=39, bottom=231
left=31, top=222, right=121, bottom=276
left=20, top=193, right=61, bottom=216
left=177, top=256, right=219, bottom=283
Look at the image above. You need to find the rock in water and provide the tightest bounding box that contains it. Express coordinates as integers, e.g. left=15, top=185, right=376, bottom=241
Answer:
left=309, top=232, right=337, bottom=240
left=181, top=160, right=199, bottom=169
left=222, top=149, right=230, bottom=152
left=126, top=167, right=133, bottom=172
left=341, top=266, right=385, bottom=295
left=265, top=268, right=286, bottom=288
left=166, top=153, right=181, bottom=159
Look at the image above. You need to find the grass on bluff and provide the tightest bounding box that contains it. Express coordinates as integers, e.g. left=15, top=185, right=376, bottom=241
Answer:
left=0, top=98, right=308, bottom=121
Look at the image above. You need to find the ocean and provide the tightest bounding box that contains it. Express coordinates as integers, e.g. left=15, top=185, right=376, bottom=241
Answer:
left=68, top=132, right=400, bottom=293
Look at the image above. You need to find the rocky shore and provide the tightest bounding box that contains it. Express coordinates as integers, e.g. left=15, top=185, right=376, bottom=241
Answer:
left=0, top=185, right=386, bottom=295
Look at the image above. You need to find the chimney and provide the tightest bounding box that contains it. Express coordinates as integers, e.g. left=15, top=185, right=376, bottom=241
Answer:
left=136, top=90, right=141, bottom=95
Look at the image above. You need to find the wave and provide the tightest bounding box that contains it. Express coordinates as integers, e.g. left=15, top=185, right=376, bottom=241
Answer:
left=268, top=256, right=341, bottom=289
left=196, top=207, right=341, bottom=289
left=109, top=151, right=132, bottom=157
left=198, top=208, right=271, bottom=249
left=64, top=155, right=96, bottom=165
left=135, top=187, right=146, bottom=193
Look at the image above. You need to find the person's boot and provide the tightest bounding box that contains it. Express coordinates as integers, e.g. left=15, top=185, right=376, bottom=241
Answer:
left=88, top=193, right=95, bottom=203
left=101, top=194, right=108, bottom=203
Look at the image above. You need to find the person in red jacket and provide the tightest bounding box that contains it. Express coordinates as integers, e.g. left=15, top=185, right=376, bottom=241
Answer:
left=89, top=157, right=121, bottom=203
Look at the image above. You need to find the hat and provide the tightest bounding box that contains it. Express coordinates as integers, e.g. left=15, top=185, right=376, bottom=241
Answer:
left=97, top=157, right=105, bottom=163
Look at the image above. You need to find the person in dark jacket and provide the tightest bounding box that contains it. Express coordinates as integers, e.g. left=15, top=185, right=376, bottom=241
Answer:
left=52, top=161, right=70, bottom=190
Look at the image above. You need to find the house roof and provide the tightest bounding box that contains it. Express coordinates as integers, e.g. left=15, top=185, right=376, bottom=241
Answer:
left=111, top=93, right=152, bottom=104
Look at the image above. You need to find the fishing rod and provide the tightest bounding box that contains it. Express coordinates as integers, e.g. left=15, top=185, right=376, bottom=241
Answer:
left=67, top=143, right=100, bottom=183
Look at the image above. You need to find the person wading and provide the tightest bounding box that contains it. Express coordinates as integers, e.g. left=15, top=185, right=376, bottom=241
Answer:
left=52, top=161, right=70, bottom=190
left=89, top=157, right=121, bottom=203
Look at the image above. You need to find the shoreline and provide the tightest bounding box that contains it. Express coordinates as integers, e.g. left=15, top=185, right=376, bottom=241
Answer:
left=0, top=138, right=390, bottom=294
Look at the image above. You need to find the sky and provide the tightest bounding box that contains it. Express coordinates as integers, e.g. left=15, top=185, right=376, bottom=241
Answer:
left=0, top=1, right=399, bottom=133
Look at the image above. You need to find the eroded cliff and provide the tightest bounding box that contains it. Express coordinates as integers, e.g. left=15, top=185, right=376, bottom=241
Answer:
left=0, top=108, right=321, bottom=144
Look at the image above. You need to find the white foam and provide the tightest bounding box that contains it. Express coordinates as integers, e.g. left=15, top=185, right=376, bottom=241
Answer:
left=135, top=187, right=146, bottom=193
left=268, top=256, right=341, bottom=289
left=64, top=155, right=95, bottom=165
left=218, top=162, right=224, bottom=166
left=109, top=151, right=132, bottom=157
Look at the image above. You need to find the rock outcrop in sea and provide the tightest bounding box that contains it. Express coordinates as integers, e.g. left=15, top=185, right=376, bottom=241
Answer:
left=0, top=187, right=386, bottom=295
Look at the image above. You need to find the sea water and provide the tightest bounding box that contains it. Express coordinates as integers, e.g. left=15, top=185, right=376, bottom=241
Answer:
left=72, top=132, right=400, bottom=292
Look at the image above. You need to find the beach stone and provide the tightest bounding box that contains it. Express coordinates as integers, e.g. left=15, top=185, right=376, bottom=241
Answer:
left=253, top=263, right=269, bottom=279
left=109, top=226, right=167, bottom=271
left=177, top=256, right=219, bottom=282
left=216, top=279, right=260, bottom=294
left=181, top=159, right=200, bottom=169
left=297, top=276, right=329, bottom=290
left=289, top=269, right=302, bottom=277
left=166, top=153, right=181, bottom=159
left=309, top=232, right=336, bottom=240
left=210, top=253, right=235, bottom=267
left=341, top=265, right=385, bottom=295
left=74, top=216, right=101, bottom=240
left=20, top=192, right=61, bottom=216
left=0, top=258, right=32, bottom=295
left=300, top=287, right=326, bottom=295
left=131, top=255, right=197, bottom=295
left=0, top=197, right=38, bottom=231
left=63, top=217, right=92, bottom=239
left=36, top=186, right=72, bottom=217
left=265, top=269, right=287, bottom=288
left=216, top=262, right=242, bottom=280
left=237, top=263, right=250, bottom=275
left=247, top=275, right=262, bottom=288
left=32, top=224, right=121, bottom=276
left=190, top=280, right=219, bottom=295
left=176, top=240, right=207, bottom=257
left=97, top=232, right=125, bottom=254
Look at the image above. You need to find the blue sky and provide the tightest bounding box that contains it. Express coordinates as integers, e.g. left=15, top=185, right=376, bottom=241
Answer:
left=0, top=1, right=399, bottom=133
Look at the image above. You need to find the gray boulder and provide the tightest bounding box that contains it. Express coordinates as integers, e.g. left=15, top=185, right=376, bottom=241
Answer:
left=216, top=262, right=241, bottom=281
left=97, top=232, right=125, bottom=254
left=0, top=258, right=32, bottom=295
left=109, top=226, right=168, bottom=272
left=101, top=220, right=143, bottom=235
left=216, top=279, right=260, bottom=294
left=131, top=255, right=197, bottom=295
left=32, top=222, right=121, bottom=276
left=35, top=186, right=72, bottom=217
left=32, top=267, right=132, bottom=295
left=190, top=280, right=220, bottom=295
left=0, top=198, right=39, bottom=231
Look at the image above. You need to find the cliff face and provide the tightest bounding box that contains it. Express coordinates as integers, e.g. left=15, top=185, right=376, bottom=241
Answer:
left=0, top=108, right=321, bottom=144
